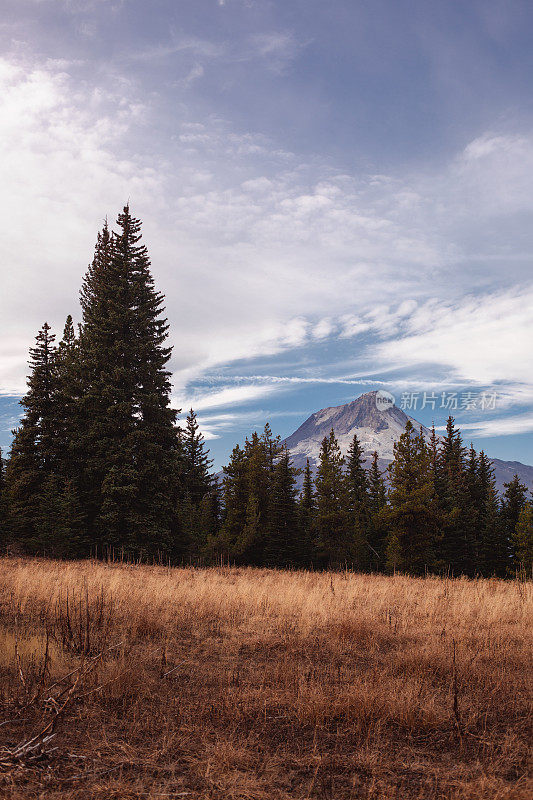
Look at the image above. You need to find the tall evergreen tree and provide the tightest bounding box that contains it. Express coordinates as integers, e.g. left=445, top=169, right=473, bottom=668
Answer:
left=367, top=450, right=387, bottom=569
left=264, top=449, right=300, bottom=567
left=217, top=425, right=284, bottom=565
left=501, top=475, right=528, bottom=567
left=368, top=451, right=386, bottom=514
left=235, top=427, right=282, bottom=563
left=298, top=459, right=315, bottom=566
left=477, top=452, right=507, bottom=576
left=179, top=409, right=215, bottom=560
left=76, top=207, right=181, bottom=556
left=181, top=409, right=213, bottom=505
left=428, top=424, right=443, bottom=497
left=345, top=434, right=369, bottom=569
left=4, top=323, right=58, bottom=551
left=513, top=502, right=533, bottom=575
left=463, top=444, right=483, bottom=569
left=437, top=417, right=475, bottom=575
left=385, top=422, right=437, bottom=575
left=51, top=316, right=83, bottom=480
left=314, top=429, right=350, bottom=567
left=36, top=316, right=87, bottom=557
left=24, top=322, right=58, bottom=470
left=215, top=444, right=248, bottom=562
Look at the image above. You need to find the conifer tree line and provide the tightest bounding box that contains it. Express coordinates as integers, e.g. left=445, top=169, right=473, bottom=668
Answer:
left=207, top=419, right=531, bottom=576
left=0, top=207, right=531, bottom=576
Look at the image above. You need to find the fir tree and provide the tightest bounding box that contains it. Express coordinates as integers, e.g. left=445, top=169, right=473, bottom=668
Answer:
left=368, top=451, right=386, bottom=514
left=314, top=429, right=349, bottom=567
left=264, top=449, right=299, bottom=567
left=437, top=417, right=475, bottom=575
left=345, top=434, right=369, bottom=569
left=76, top=208, right=181, bottom=556
left=216, top=444, right=248, bottom=562
left=501, top=475, right=528, bottom=566
left=24, top=322, right=58, bottom=471
left=178, top=409, right=214, bottom=559
left=367, top=450, right=387, bottom=569
left=428, top=424, right=439, bottom=471
left=513, top=502, right=533, bottom=575
left=298, top=459, right=315, bottom=566
left=52, top=316, right=83, bottom=483
left=181, top=409, right=213, bottom=505
left=4, top=323, right=59, bottom=551
left=477, top=452, right=507, bottom=576
left=463, top=444, right=482, bottom=569
left=385, top=422, right=437, bottom=575
left=218, top=425, right=283, bottom=565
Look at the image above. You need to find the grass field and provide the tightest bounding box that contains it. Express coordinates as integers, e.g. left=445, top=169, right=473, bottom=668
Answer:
left=0, top=557, right=531, bottom=799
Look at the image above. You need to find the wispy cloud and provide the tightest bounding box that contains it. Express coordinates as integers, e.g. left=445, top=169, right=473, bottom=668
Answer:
left=248, top=31, right=307, bottom=73
left=436, top=414, right=533, bottom=438
left=176, top=384, right=279, bottom=412
left=28, top=0, right=126, bottom=12
left=209, top=375, right=383, bottom=387
left=374, top=286, right=533, bottom=386
left=119, top=27, right=306, bottom=75
left=124, top=36, right=225, bottom=64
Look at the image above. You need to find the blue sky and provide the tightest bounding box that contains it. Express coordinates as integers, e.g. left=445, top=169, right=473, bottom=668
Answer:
left=0, top=0, right=532, bottom=469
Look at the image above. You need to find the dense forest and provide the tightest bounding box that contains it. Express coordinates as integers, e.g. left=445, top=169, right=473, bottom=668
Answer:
left=1, top=208, right=531, bottom=576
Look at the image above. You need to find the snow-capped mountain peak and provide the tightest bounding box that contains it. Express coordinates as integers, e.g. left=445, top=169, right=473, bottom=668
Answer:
left=282, top=390, right=533, bottom=493
left=284, top=390, right=431, bottom=467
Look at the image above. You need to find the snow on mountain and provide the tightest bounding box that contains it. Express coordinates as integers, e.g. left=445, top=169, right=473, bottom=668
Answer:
left=284, top=390, right=431, bottom=470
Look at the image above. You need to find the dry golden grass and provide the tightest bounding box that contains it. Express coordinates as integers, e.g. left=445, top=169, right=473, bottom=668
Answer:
left=0, top=557, right=531, bottom=799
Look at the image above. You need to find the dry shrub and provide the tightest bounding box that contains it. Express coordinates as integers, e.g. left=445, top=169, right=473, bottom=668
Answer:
left=52, top=585, right=113, bottom=656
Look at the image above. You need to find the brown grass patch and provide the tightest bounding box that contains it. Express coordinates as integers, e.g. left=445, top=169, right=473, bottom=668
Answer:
left=0, top=557, right=531, bottom=798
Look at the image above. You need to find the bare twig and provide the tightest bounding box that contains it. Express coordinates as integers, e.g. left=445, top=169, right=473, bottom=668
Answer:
left=14, top=621, right=27, bottom=692
left=452, top=638, right=463, bottom=746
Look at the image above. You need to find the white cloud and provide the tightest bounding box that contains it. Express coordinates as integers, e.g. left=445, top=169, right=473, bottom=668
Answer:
left=437, top=414, right=533, bottom=438
left=126, top=36, right=225, bottom=64
left=312, top=317, right=334, bottom=340
left=248, top=31, right=306, bottom=73
left=463, top=134, right=526, bottom=162
left=192, top=409, right=269, bottom=440
left=176, top=384, right=278, bottom=412
left=208, top=375, right=382, bottom=387
left=339, top=316, right=372, bottom=339
left=375, top=286, right=533, bottom=387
